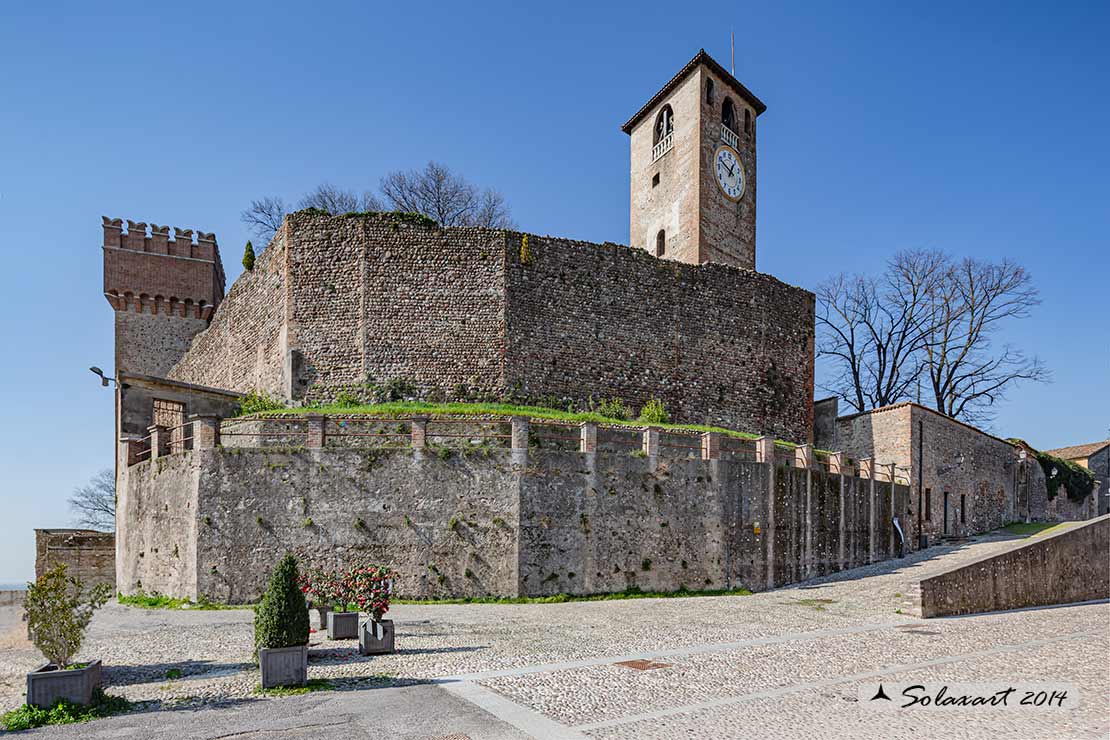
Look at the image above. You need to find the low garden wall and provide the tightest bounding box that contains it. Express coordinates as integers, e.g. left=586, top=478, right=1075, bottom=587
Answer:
left=919, top=515, right=1110, bottom=618
left=117, top=425, right=911, bottom=603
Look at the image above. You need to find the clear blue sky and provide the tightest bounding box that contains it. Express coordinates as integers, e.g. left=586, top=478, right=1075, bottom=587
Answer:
left=0, top=1, right=1106, bottom=582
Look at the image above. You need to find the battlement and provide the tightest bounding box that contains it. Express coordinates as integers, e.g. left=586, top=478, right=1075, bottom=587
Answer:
left=103, top=216, right=228, bottom=377
left=103, top=217, right=223, bottom=266
left=103, top=216, right=226, bottom=320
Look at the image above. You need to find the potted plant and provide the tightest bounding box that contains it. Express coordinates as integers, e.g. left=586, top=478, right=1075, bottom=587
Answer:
left=323, top=568, right=358, bottom=640
left=255, top=554, right=310, bottom=689
left=353, top=564, right=397, bottom=655
left=23, top=563, right=112, bottom=708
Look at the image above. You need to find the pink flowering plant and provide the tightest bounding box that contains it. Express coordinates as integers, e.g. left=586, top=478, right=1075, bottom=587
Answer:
left=348, top=563, right=396, bottom=622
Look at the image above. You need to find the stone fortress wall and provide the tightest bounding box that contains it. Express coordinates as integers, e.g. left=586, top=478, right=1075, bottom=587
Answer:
left=117, top=419, right=910, bottom=603
left=161, top=211, right=815, bottom=443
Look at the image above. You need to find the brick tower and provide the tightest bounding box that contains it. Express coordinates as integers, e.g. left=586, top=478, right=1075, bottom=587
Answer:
left=623, top=49, right=765, bottom=269
left=102, top=217, right=225, bottom=378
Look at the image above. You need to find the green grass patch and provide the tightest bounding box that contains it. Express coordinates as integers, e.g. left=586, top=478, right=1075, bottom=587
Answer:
left=254, top=678, right=334, bottom=696
left=118, top=591, right=250, bottom=610
left=1001, top=522, right=1073, bottom=537
left=394, top=585, right=752, bottom=606
left=0, top=690, right=132, bottom=731
left=790, top=597, right=837, bottom=612
left=256, top=400, right=807, bottom=447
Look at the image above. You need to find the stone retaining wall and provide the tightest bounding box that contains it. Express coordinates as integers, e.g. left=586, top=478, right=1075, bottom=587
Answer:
left=118, top=443, right=910, bottom=603
left=919, top=515, right=1110, bottom=618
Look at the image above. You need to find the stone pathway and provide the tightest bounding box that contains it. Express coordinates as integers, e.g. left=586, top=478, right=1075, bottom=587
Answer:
left=2, top=528, right=1107, bottom=738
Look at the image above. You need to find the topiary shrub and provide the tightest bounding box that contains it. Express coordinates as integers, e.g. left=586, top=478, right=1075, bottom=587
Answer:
left=254, top=554, right=310, bottom=652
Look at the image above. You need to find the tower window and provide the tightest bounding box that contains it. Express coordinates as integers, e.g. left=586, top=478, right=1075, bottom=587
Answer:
left=653, top=105, right=674, bottom=145
left=744, top=108, right=752, bottom=135
left=655, top=230, right=666, bottom=257
left=651, top=172, right=660, bottom=187
left=706, top=78, right=715, bottom=106
left=722, top=98, right=736, bottom=134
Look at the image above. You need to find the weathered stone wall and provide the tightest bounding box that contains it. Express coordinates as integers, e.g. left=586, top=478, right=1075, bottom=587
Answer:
left=697, top=66, right=758, bottom=269
left=163, top=213, right=814, bottom=442
left=629, top=68, right=701, bottom=264
left=919, top=514, right=1110, bottom=618
left=168, top=231, right=289, bottom=396
left=119, top=443, right=909, bottom=602
left=283, top=215, right=509, bottom=400
left=505, top=234, right=814, bottom=441
left=116, top=453, right=199, bottom=598
left=34, top=530, right=115, bottom=587
left=837, top=403, right=1018, bottom=539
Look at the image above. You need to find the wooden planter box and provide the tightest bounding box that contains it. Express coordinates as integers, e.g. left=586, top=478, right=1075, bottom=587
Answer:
left=258, top=645, right=307, bottom=689
left=359, top=619, right=395, bottom=655
left=27, top=660, right=102, bottom=708
left=327, top=610, right=359, bottom=640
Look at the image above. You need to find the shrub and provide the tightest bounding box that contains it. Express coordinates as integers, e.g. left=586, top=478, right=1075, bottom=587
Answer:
left=23, top=564, right=111, bottom=669
left=0, top=690, right=131, bottom=731
left=236, top=389, right=285, bottom=416
left=1036, top=451, right=1097, bottom=500
left=254, top=554, right=310, bottom=652
left=596, top=398, right=632, bottom=421
left=638, top=398, right=670, bottom=424
left=348, top=563, right=396, bottom=621
left=333, top=389, right=362, bottom=408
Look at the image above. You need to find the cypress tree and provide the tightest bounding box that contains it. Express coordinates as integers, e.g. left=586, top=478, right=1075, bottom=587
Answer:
left=242, top=241, right=256, bottom=271
left=254, top=553, right=309, bottom=651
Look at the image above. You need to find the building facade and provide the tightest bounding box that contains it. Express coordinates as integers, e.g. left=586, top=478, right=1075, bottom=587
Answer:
left=624, top=50, right=764, bottom=269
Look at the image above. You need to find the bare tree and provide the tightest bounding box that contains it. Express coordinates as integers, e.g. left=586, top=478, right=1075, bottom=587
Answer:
left=241, top=196, right=287, bottom=242
left=380, top=161, right=514, bottom=228
left=817, top=250, right=1048, bottom=425
left=69, top=469, right=115, bottom=531
left=816, top=250, right=944, bottom=414
left=241, top=163, right=514, bottom=244
left=297, top=183, right=381, bottom=216
left=922, top=257, right=1049, bottom=424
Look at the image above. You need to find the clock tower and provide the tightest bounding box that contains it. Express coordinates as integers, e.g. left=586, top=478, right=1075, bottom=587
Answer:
left=622, top=49, right=765, bottom=270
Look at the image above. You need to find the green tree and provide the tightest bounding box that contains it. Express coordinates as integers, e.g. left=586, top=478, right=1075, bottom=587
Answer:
left=242, top=241, right=256, bottom=271
left=254, top=554, right=310, bottom=652
left=23, top=564, right=111, bottom=668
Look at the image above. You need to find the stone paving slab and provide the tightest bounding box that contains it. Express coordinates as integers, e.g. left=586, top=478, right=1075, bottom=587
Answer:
left=1, top=530, right=1106, bottom=738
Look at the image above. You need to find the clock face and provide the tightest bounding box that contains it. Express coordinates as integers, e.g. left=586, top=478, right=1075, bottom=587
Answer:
left=714, top=145, right=746, bottom=202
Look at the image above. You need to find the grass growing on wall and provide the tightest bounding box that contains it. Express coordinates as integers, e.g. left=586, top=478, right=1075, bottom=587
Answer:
left=256, top=400, right=799, bottom=446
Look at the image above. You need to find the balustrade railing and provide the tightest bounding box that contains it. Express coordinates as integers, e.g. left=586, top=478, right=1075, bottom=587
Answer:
left=720, top=123, right=739, bottom=149
left=651, top=132, right=674, bottom=162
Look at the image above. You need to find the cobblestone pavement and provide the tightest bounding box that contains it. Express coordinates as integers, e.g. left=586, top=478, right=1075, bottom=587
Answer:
left=2, top=529, right=1107, bottom=739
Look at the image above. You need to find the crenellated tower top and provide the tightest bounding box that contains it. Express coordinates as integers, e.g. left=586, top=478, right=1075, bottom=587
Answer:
left=102, top=216, right=226, bottom=378
left=102, top=216, right=225, bottom=321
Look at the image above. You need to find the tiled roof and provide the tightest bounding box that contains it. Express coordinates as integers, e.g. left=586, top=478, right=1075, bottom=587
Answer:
left=621, top=49, right=767, bottom=134
left=1042, top=441, right=1110, bottom=461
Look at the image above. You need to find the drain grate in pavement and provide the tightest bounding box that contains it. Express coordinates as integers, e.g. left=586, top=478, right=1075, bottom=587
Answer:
left=615, top=659, right=671, bottom=671
left=428, top=735, right=471, bottom=740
